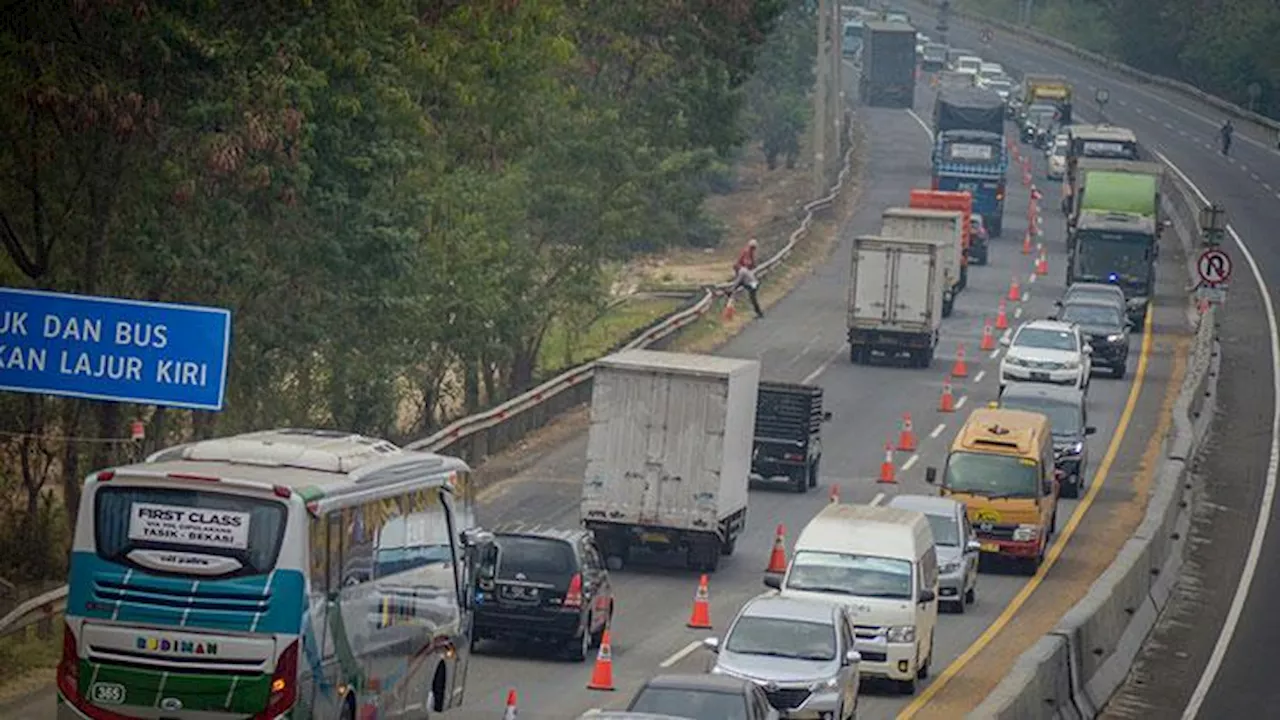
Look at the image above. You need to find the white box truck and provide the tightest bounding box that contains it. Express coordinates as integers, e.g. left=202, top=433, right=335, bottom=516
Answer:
left=582, top=349, right=759, bottom=572
left=847, top=235, right=946, bottom=367
left=879, top=207, right=966, bottom=317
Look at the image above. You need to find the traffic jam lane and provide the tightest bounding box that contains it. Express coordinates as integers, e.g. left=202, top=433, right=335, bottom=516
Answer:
left=917, top=10, right=1280, bottom=718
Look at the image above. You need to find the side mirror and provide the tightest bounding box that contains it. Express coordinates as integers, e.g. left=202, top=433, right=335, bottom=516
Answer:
left=966, top=539, right=982, bottom=553
left=918, top=589, right=936, bottom=604
left=1083, top=344, right=1093, bottom=355
left=844, top=650, right=863, bottom=666
left=703, top=636, right=721, bottom=653
left=823, top=411, right=834, bottom=422
left=1084, top=426, right=1097, bottom=435
left=1053, top=300, right=1063, bottom=308
left=925, top=467, right=937, bottom=485
left=763, top=574, right=783, bottom=590
left=1125, top=320, right=1134, bottom=330
left=1042, top=479, right=1054, bottom=495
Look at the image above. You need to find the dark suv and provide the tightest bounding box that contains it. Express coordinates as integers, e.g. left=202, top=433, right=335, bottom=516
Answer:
left=473, top=526, right=614, bottom=661
left=997, top=383, right=1097, bottom=498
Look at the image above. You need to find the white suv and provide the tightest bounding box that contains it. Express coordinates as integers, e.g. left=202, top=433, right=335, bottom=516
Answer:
left=999, top=320, right=1092, bottom=392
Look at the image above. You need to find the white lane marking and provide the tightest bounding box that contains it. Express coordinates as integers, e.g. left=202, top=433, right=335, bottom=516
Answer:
left=1028, top=272, right=1038, bottom=284
left=1162, top=150, right=1280, bottom=719
left=989, top=348, right=1001, bottom=360
left=803, top=342, right=848, bottom=384
left=929, top=423, right=947, bottom=439
left=870, top=492, right=886, bottom=506
left=955, top=395, right=968, bottom=410
left=974, top=370, right=986, bottom=383
left=906, top=108, right=935, bottom=141
left=901, top=454, right=919, bottom=472
left=660, top=640, right=704, bottom=669
left=1014, top=306, right=1023, bottom=319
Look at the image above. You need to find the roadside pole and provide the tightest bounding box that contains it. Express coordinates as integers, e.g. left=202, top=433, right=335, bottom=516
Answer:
left=813, top=0, right=830, bottom=197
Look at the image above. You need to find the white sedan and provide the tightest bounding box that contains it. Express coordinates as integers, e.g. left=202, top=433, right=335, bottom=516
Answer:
left=999, top=320, right=1092, bottom=392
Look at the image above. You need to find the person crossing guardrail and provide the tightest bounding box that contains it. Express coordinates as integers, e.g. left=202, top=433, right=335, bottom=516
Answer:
left=730, top=238, right=765, bottom=319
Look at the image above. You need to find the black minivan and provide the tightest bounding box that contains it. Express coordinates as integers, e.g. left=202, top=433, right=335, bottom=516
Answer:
left=473, top=526, right=615, bottom=661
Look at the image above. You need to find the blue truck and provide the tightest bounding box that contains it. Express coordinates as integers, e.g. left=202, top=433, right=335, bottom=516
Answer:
left=931, top=87, right=1009, bottom=238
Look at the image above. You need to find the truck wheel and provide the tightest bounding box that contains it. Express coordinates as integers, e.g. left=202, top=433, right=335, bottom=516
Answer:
left=792, top=470, right=807, bottom=494
left=689, top=540, right=720, bottom=572
left=958, top=266, right=969, bottom=291
left=1114, top=361, right=1127, bottom=379
left=602, top=536, right=630, bottom=571
left=849, top=345, right=866, bottom=364
left=942, top=298, right=954, bottom=318
left=808, top=458, right=820, bottom=488
left=720, top=534, right=737, bottom=556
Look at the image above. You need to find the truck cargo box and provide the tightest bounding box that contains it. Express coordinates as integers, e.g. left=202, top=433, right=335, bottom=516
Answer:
left=847, top=235, right=945, bottom=367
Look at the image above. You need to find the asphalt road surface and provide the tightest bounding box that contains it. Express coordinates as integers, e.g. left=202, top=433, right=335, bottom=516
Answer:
left=905, top=6, right=1280, bottom=719
left=7, top=35, right=1192, bottom=720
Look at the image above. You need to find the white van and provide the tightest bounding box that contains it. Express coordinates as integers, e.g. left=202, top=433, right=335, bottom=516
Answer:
left=764, top=503, right=939, bottom=693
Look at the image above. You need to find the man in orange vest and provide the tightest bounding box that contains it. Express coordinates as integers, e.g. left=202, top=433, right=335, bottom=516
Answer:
left=730, top=238, right=765, bottom=319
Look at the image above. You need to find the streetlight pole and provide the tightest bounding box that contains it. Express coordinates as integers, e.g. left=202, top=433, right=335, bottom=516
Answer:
left=813, top=0, right=831, bottom=197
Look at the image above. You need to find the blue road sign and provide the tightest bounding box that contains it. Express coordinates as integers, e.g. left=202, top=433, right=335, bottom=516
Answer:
left=0, top=288, right=231, bottom=410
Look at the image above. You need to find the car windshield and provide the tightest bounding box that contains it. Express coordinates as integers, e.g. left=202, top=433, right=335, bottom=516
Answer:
left=1062, top=303, right=1123, bottom=328
left=629, top=687, right=749, bottom=720
left=958, top=58, right=981, bottom=70
left=725, top=614, right=837, bottom=661
left=1014, top=327, right=1079, bottom=352
left=944, top=451, right=1041, bottom=497
left=924, top=513, right=960, bottom=546
left=785, top=550, right=913, bottom=599
left=1074, top=232, right=1153, bottom=283
left=1000, top=397, right=1080, bottom=436
left=987, top=81, right=1012, bottom=93
left=495, top=536, right=575, bottom=581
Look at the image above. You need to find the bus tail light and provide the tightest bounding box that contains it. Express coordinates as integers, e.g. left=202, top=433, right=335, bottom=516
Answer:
left=95, top=470, right=115, bottom=482
left=564, top=573, right=584, bottom=609
left=259, top=640, right=300, bottom=718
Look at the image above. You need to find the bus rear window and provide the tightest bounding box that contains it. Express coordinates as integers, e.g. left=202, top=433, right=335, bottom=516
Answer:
left=95, top=486, right=287, bottom=577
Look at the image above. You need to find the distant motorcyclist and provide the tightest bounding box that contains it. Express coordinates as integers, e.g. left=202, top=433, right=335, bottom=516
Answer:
left=1220, top=120, right=1234, bottom=156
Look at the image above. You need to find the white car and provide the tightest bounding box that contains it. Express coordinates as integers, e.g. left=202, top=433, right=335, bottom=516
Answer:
left=953, top=55, right=983, bottom=78
left=977, top=62, right=1005, bottom=86
left=999, top=320, right=1092, bottom=392
left=1046, top=135, right=1069, bottom=179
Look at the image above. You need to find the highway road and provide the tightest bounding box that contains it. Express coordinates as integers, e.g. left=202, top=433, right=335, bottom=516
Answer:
left=5, top=38, right=1191, bottom=720
left=429, top=65, right=1181, bottom=719
left=905, top=6, right=1280, bottom=719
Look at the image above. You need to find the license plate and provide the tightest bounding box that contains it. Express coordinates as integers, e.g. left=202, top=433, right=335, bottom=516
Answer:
left=1031, top=371, right=1050, bottom=381
left=640, top=532, right=670, bottom=544
left=502, top=586, right=537, bottom=599
left=980, top=542, right=1000, bottom=553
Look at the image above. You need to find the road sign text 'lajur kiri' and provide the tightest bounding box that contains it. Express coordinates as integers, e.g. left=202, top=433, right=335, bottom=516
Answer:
left=0, top=288, right=231, bottom=410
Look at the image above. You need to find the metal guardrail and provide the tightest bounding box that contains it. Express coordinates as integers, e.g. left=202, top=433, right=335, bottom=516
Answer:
left=945, top=1, right=1280, bottom=135
left=0, top=125, right=859, bottom=641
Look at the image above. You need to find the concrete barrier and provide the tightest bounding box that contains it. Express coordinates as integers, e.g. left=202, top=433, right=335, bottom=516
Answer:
left=961, top=104, right=1219, bottom=717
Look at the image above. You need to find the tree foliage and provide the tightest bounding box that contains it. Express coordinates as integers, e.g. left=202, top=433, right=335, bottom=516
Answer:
left=0, top=0, right=806, bottom=583
left=978, top=0, right=1280, bottom=119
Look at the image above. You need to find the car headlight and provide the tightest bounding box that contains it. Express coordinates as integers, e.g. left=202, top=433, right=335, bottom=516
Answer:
left=1005, top=356, right=1027, bottom=367
left=1056, top=441, right=1084, bottom=458
left=811, top=676, right=841, bottom=692
left=1062, top=360, right=1080, bottom=370
left=887, top=625, right=916, bottom=643
left=1013, top=524, right=1040, bottom=542
left=941, top=560, right=961, bottom=574
left=1107, top=334, right=1124, bottom=343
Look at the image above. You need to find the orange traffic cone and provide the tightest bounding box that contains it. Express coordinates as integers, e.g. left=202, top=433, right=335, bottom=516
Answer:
left=981, top=319, right=996, bottom=350
left=504, top=689, right=518, bottom=720
left=766, top=524, right=788, bottom=573
left=1008, top=276, right=1022, bottom=302
left=1031, top=186, right=1042, bottom=202
left=951, top=343, right=969, bottom=378
left=995, top=299, right=1009, bottom=330
left=1035, top=247, right=1049, bottom=276
left=1022, top=231, right=1032, bottom=255
left=829, top=483, right=840, bottom=504
left=687, top=574, right=713, bottom=629
left=897, top=413, right=918, bottom=451
left=1023, top=170, right=1032, bottom=187
left=587, top=630, right=616, bottom=691
left=878, top=440, right=897, bottom=484
left=721, top=295, right=736, bottom=321
left=939, top=375, right=956, bottom=412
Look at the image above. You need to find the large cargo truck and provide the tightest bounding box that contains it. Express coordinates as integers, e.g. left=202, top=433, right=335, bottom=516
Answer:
left=1021, top=73, right=1074, bottom=124
left=750, top=382, right=830, bottom=494
left=931, top=87, right=1009, bottom=236
left=880, top=207, right=967, bottom=317
left=860, top=21, right=918, bottom=108
left=582, top=349, right=758, bottom=572
left=910, top=188, right=974, bottom=289
left=846, top=235, right=946, bottom=367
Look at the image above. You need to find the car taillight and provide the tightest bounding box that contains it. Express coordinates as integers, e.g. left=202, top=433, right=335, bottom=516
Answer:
left=564, top=573, right=584, bottom=609
left=258, top=640, right=299, bottom=719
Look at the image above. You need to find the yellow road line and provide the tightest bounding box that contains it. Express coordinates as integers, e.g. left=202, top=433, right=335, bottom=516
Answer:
left=897, top=307, right=1156, bottom=718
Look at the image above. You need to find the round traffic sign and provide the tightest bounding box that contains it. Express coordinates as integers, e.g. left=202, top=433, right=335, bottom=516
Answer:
left=1198, top=248, right=1232, bottom=285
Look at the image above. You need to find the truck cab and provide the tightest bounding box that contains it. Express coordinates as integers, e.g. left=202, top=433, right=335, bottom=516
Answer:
left=925, top=408, right=1058, bottom=574
left=1063, top=125, right=1140, bottom=211
left=1068, top=211, right=1157, bottom=325
left=750, top=381, right=832, bottom=493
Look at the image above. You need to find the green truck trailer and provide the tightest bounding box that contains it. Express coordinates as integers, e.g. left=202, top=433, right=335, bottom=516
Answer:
left=1066, top=165, right=1166, bottom=326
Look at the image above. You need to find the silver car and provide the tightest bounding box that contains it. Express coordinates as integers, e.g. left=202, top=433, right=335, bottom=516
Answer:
left=704, top=595, right=861, bottom=719
left=886, top=495, right=981, bottom=612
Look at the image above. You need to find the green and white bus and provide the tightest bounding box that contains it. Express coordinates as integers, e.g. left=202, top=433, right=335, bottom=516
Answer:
left=57, top=428, right=495, bottom=720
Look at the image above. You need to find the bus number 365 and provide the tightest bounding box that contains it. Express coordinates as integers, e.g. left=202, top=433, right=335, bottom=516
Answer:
left=91, top=683, right=126, bottom=705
